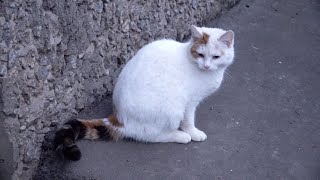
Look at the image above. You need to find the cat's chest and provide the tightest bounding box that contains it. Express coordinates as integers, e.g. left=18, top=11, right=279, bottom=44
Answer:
left=189, top=71, right=224, bottom=95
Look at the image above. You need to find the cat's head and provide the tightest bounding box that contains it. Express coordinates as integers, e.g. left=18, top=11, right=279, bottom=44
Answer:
left=190, top=25, right=235, bottom=71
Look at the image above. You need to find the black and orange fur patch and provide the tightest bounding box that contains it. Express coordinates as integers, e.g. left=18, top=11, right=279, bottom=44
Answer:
left=54, top=118, right=121, bottom=161
left=108, top=114, right=123, bottom=127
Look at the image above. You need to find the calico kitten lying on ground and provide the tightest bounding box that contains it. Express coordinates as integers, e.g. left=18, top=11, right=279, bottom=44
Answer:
left=54, top=25, right=235, bottom=161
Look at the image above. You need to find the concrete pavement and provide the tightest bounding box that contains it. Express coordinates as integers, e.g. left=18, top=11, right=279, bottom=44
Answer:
left=34, top=0, right=320, bottom=179
left=0, top=121, right=14, bottom=180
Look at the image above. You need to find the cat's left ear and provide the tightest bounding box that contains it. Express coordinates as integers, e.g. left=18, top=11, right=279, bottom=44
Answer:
left=218, top=30, right=234, bottom=47
left=190, top=25, right=202, bottom=39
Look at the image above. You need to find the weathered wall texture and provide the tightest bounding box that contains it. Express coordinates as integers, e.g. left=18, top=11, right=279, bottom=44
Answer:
left=0, top=0, right=239, bottom=179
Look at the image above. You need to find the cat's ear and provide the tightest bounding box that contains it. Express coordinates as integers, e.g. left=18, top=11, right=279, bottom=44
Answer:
left=190, top=25, right=202, bottom=39
left=218, top=30, right=234, bottom=47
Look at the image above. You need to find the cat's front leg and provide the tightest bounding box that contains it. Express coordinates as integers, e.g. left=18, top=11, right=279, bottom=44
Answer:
left=180, top=105, right=207, bottom=142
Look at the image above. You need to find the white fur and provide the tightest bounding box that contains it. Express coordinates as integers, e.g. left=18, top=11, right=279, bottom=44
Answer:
left=111, top=26, right=235, bottom=143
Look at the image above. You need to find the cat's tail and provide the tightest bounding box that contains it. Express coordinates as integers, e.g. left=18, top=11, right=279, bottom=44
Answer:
left=53, top=114, right=123, bottom=161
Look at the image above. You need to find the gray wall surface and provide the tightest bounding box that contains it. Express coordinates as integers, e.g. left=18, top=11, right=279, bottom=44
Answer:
left=0, top=0, right=239, bottom=179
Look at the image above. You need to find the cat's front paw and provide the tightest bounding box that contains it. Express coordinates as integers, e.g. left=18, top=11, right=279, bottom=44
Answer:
left=175, top=131, right=192, bottom=144
left=184, top=128, right=207, bottom=142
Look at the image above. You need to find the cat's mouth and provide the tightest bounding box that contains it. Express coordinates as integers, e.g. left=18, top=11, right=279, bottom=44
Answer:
left=199, top=65, right=218, bottom=71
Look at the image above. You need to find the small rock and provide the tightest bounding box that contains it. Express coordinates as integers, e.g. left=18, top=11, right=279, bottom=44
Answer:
left=47, top=72, right=55, bottom=82
left=62, top=89, right=73, bottom=104
left=20, top=125, right=26, bottom=130
left=9, top=2, right=17, bottom=8
left=8, top=50, right=17, bottom=69
left=192, top=0, right=198, bottom=9
left=2, top=21, right=10, bottom=30
left=29, top=61, right=35, bottom=69
left=39, top=56, right=49, bottom=66
left=40, top=127, right=50, bottom=134
left=76, top=98, right=85, bottom=110
left=3, top=97, right=19, bottom=115
left=138, top=20, right=146, bottom=29
left=122, top=19, right=130, bottom=33
left=95, top=0, right=103, bottom=13
left=26, top=70, right=35, bottom=79
left=36, top=120, right=44, bottom=130
left=17, top=45, right=34, bottom=57
left=105, top=68, right=110, bottom=75
left=18, top=8, right=27, bottom=19
left=130, top=21, right=141, bottom=32
left=29, top=125, right=36, bottom=131
left=0, top=17, right=5, bottom=26
left=70, top=60, right=77, bottom=69
left=0, top=65, right=7, bottom=76
left=33, top=26, right=42, bottom=38
left=24, top=139, right=38, bottom=163
left=37, top=66, right=49, bottom=80
left=85, top=43, right=95, bottom=56
left=0, top=54, right=8, bottom=62
left=78, top=53, right=84, bottom=59
left=50, top=35, right=62, bottom=46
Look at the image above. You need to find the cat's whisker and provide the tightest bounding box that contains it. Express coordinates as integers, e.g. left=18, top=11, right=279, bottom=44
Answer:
left=224, top=69, right=232, bottom=79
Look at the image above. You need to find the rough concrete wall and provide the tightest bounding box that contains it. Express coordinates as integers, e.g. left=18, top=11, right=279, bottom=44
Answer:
left=0, top=0, right=239, bottom=179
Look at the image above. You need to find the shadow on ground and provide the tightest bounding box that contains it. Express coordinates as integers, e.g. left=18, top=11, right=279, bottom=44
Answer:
left=33, top=98, right=113, bottom=180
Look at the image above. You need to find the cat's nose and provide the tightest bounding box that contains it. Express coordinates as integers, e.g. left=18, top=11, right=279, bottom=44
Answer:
left=204, top=65, right=210, bottom=69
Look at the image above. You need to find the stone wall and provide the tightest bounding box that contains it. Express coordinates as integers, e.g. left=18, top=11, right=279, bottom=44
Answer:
left=0, top=0, right=239, bottom=179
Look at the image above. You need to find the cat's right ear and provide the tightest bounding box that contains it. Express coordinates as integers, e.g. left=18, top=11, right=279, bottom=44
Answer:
left=190, top=25, right=202, bottom=39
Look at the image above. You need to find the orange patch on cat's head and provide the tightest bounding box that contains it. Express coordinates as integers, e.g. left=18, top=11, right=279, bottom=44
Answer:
left=190, top=33, right=210, bottom=58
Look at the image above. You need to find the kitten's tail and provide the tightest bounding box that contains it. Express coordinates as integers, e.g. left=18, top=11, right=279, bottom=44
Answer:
left=54, top=114, right=123, bottom=161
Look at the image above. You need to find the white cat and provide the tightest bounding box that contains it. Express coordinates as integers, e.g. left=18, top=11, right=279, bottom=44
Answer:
left=54, top=25, right=234, bottom=160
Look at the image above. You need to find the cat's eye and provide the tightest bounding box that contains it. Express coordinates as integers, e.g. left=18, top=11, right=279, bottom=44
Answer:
left=212, top=56, right=220, bottom=59
left=198, top=53, right=204, bottom=58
